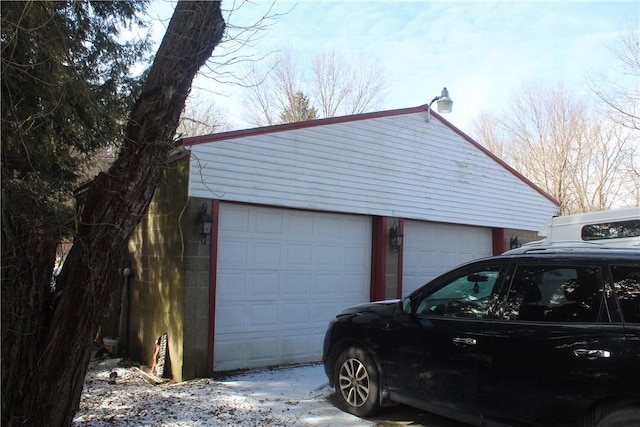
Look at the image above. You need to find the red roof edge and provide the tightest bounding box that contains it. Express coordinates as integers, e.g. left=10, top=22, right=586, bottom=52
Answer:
left=179, top=105, right=560, bottom=207
left=437, top=118, right=560, bottom=206
left=180, top=105, right=428, bottom=146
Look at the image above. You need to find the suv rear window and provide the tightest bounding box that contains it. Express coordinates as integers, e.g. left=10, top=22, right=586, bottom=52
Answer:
left=499, top=265, right=604, bottom=322
left=611, top=265, right=640, bottom=324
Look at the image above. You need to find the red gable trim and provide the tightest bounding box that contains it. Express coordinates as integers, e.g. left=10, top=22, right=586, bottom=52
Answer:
left=180, top=104, right=559, bottom=207
left=437, top=119, right=560, bottom=206
left=180, top=105, right=429, bottom=146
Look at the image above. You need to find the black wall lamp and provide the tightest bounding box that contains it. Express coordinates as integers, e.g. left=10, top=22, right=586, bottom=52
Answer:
left=510, top=236, right=520, bottom=250
left=390, top=222, right=404, bottom=253
left=199, top=203, right=213, bottom=244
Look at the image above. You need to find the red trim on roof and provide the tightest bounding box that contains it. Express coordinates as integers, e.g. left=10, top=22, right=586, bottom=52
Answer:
left=180, top=104, right=559, bottom=207
left=437, top=118, right=560, bottom=206
left=180, top=105, right=429, bottom=146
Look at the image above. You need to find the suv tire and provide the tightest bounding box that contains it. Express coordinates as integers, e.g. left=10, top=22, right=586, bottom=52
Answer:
left=333, top=347, right=381, bottom=417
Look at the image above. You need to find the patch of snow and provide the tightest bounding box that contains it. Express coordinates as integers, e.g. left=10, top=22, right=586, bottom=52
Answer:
left=72, top=357, right=374, bottom=426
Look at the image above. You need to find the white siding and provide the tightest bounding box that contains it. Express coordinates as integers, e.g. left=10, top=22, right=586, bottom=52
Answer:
left=188, top=111, right=557, bottom=231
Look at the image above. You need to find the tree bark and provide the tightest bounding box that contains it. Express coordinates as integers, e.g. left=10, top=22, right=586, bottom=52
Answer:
left=3, top=2, right=225, bottom=426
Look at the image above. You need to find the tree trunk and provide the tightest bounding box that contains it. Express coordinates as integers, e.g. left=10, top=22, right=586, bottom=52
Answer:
left=3, top=2, right=225, bottom=426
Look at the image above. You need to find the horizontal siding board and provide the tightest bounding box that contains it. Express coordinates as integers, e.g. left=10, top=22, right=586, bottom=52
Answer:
left=188, top=112, right=557, bottom=231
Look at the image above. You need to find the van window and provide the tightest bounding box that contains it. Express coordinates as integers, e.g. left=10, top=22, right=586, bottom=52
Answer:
left=611, top=265, right=640, bottom=324
left=581, top=219, right=640, bottom=241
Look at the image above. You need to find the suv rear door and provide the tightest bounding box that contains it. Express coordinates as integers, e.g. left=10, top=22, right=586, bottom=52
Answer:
left=609, top=263, right=640, bottom=399
left=479, top=259, right=625, bottom=426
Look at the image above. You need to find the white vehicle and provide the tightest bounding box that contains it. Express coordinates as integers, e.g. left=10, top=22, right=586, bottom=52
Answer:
left=506, top=207, right=640, bottom=254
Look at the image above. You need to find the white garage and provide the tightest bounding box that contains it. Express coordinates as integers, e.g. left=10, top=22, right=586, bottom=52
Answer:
left=130, top=103, right=559, bottom=380
left=402, top=220, right=493, bottom=296
left=213, top=203, right=371, bottom=371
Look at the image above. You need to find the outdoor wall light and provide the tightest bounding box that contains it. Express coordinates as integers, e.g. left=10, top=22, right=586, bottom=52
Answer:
left=389, top=222, right=404, bottom=253
left=199, top=203, right=213, bottom=244
left=426, top=87, right=453, bottom=122
left=510, top=236, right=520, bottom=250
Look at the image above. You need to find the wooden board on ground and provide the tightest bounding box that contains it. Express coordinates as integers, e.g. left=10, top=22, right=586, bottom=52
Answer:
left=131, top=366, right=166, bottom=385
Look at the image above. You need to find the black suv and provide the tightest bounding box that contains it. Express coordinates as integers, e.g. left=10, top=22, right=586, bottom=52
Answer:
left=322, top=248, right=640, bottom=427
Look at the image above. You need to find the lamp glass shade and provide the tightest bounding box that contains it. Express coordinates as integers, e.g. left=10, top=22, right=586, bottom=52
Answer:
left=200, top=213, right=213, bottom=236
left=437, top=97, right=453, bottom=113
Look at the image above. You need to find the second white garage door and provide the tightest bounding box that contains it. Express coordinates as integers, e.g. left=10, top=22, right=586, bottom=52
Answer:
left=402, top=220, right=493, bottom=296
left=214, top=204, right=371, bottom=371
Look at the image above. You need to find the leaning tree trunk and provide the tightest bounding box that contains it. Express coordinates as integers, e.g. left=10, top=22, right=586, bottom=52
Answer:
left=4, top=3, right=225, bottom=426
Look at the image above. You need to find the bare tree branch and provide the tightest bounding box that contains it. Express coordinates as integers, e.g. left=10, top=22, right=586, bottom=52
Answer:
left=472, top=82, right=636, bottom=214
left=241, top=48, right=389, bottom=125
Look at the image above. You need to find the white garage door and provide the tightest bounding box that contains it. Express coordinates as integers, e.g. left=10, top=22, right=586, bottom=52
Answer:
left=402, top=220, right=492, bottom=297
left=214, top=204, right=371, bottom=371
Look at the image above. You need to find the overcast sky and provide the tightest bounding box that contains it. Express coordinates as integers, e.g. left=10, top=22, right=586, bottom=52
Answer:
left=147, top=0, right=639, bottom=134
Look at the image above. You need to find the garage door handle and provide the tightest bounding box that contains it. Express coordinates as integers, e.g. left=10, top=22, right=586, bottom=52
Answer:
left=453, top=337, right=477, bottom=346
left=574, top=349, right=611, bottom=360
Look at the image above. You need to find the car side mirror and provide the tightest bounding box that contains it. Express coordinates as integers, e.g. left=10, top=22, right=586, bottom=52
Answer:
left=401, top=297, right=412, bottom=314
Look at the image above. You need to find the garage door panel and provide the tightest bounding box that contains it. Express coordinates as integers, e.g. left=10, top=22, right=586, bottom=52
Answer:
left=214, top=337, right=245, bottom=370
left=282, top=302, right=311, bottom=326
left=215, top=272, right=246, bottom=299
left=248, top=303, right=279, bottom=327
left=419, top=250, right=438, bottom=268
left=281, top=333, right=312, bottom=361
left=344, top=246, right=370, bottom=267
left=285, top=244, right=313, bottom=266
left=438, top=251, right=459, bottom=271
left=215, top=204, right=371, bottom=371
left=220, top=205, right=250, bottom=230
left=282, top=273, right=311, bottom=296
left=255, top=210, right=283, bottom=232
left=312, top=303, right=342, bottom=324
left=315, top=216, right=346, bottom=236
left=343, top=218, right=371, bottom=237
left=288, top=214, right=314, bottom=235
left=254, top=242, right=282, bottom=266
left=215, top=303, right=248, bottom=331
left=246, top=335, right=278, bottom=365
left=248, top=273, right=280, bottom=298
left=315, top=245, right=343, bottom=266
left=403, top=220, right=492, bottom=297
left=313, top=274, right=344, bottom=294
left=218, top=240, right=249, bottom=265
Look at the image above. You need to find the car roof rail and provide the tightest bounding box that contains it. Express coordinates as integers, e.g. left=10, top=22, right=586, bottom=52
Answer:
left=503, top=239, right=639, bottom=255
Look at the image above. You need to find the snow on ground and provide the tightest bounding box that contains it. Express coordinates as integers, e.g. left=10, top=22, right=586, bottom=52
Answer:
left=72, top=356, right=376, bottom=427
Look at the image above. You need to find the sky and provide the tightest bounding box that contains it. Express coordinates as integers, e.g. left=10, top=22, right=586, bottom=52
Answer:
left=146, top=0, right=639, bottom=134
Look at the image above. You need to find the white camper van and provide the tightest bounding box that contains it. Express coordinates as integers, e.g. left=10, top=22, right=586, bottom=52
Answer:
left=506, top=206, right=640, bottom=253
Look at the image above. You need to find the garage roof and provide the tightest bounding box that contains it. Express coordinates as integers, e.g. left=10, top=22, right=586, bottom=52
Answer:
left=181, top=104, right=559, bottom=231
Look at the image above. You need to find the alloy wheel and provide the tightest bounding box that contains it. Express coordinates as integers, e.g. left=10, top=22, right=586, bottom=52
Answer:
left=338, top=358, right=370, bottom=407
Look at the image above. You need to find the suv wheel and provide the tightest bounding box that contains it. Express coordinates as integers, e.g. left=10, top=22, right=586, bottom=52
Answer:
left=333, top=347, right=381, bottom=417
left=595, top=406, right=640, bottom=427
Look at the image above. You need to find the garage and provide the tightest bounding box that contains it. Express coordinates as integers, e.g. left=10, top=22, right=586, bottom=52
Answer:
left=213, top=203, right=372, bottom=371
left=402, top=220, right=493, bottom=296
left=125, top=104, right=559, bottom=381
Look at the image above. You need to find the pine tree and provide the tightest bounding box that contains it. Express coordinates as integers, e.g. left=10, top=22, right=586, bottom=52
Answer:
left=280, top=91, right=318, bottom=123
